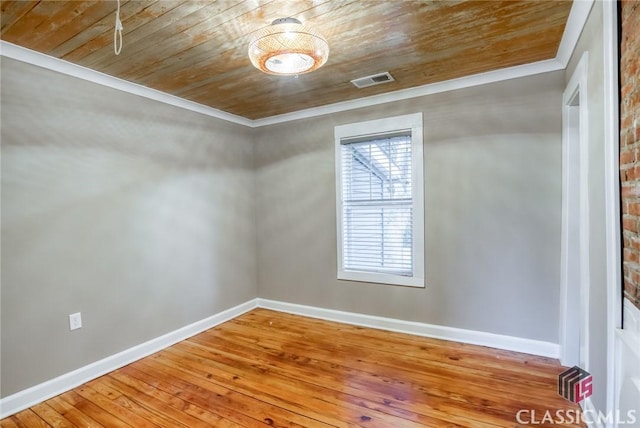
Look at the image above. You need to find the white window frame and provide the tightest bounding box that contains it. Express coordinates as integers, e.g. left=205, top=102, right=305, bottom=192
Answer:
left=335, top=113, right=424, bottom=287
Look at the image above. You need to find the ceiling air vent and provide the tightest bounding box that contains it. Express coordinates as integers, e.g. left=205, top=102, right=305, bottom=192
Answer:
left=350, top=72, right=395, bottom=89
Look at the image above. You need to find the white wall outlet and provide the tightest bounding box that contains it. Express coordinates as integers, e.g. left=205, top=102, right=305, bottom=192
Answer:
left=69, top=312, right=82, bottom=331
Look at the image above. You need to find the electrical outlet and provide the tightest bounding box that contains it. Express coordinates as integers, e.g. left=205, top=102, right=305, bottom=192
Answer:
left=69, top=312, right=82, bottom=331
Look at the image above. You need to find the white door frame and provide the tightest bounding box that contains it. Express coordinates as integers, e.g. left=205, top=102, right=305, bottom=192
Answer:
left=602, top=0, right=622, bottom=422
left=560, top=52, right=590, bottom=370
left=560, top=2, right=621, bottom=421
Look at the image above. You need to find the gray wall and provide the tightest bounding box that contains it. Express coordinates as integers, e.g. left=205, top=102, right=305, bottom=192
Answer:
left=0, top=58, right=257, bottom=397
left=1, top=54, right=567, bottom=399
left=255, top=71, right=564, bottom=343
left=565, top=1, right=608, bottom=414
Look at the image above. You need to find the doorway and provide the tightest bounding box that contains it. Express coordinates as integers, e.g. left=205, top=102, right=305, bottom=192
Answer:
left=560, top=52, right=590, bottom=371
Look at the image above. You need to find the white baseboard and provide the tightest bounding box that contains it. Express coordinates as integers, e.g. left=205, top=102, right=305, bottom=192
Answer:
left=256, top=298, right=560, bottom=358
left=1, top=297, right=562, bottom=419
left=0, top=299, right=258, bottom=418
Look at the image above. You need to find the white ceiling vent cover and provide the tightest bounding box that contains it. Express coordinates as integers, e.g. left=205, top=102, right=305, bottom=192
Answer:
left=351, top=72, right=395, bottom=89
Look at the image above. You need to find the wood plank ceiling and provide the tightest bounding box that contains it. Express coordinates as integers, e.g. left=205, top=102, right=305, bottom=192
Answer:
left=1, top=0, right=572, bottom=120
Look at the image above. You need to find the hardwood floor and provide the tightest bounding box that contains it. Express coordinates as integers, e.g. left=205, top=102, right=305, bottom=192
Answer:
left=2, top=308, right=585, bottom=427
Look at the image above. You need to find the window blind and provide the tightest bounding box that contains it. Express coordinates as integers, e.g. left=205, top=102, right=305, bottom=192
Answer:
left=340, top=133, right=413, bottom=276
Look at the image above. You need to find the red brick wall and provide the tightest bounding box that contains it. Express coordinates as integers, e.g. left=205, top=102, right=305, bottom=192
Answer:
left=620, top=0, right=640, bottom=309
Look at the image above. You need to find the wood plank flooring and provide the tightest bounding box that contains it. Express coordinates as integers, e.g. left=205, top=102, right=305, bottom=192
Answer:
left=2, top=309, right=585, bottom=427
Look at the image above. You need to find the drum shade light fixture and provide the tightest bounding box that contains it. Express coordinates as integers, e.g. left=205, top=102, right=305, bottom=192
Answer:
left=248, top=18, right=329, bottom=76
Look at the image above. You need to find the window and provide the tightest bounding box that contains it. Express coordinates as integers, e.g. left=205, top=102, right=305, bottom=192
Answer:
left=335, top=113, right=424, bottom=287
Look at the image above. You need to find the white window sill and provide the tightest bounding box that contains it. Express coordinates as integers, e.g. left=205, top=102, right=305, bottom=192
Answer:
left=338, top=270, right=424, bottom=288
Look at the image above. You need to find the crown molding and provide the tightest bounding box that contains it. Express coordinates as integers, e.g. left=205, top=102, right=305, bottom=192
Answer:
left=0, top=0, right=592, bottom=128
left=253, top=58, right=564, bottom=127
left=555, top=0, right=595, bottom=68
left=253, top=0, right=593, bottom=127
left=0, top=41, right=253, bottom=128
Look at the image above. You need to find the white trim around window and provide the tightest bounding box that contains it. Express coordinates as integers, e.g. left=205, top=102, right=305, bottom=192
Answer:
left=335, top=113, right=425, bottom=287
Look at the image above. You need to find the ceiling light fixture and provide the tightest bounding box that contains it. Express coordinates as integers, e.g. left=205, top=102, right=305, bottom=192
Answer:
left=248, top=18, right=329, bottom=76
